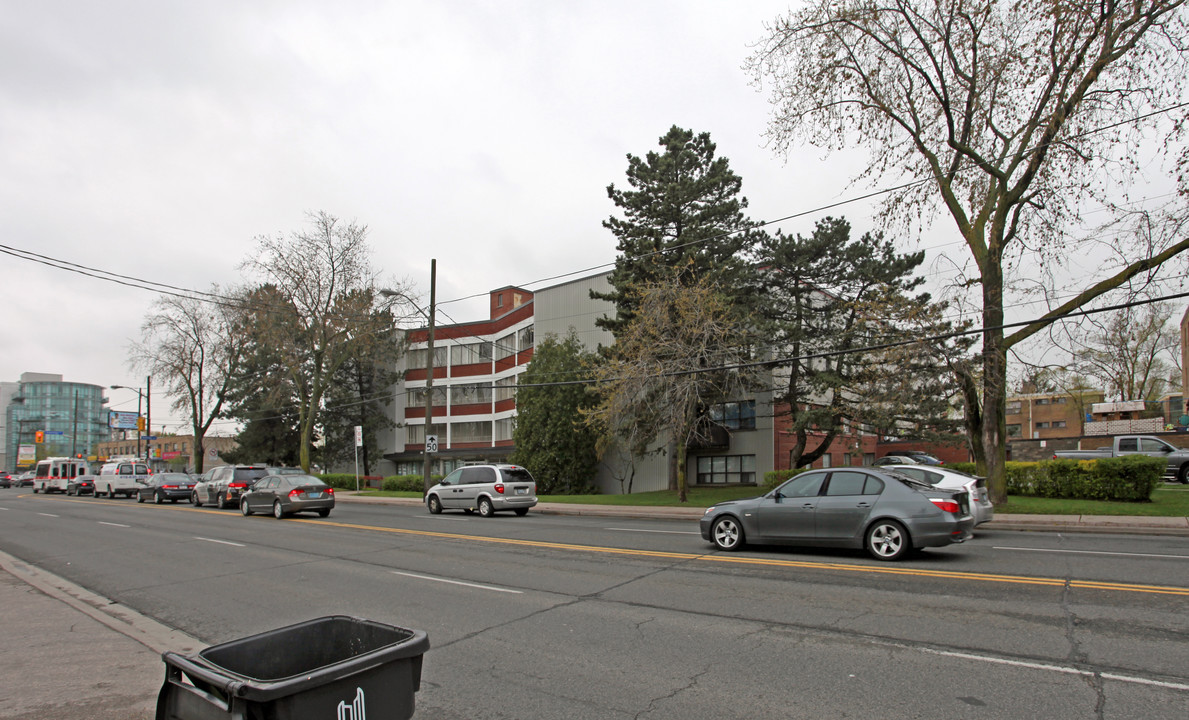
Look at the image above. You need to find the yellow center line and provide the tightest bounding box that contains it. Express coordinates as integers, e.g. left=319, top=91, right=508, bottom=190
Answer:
left=47, top=496, right=1189, bottom=597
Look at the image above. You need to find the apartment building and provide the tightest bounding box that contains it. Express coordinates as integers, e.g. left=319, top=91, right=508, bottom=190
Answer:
left=1006, top=390, right=1105, bottom=440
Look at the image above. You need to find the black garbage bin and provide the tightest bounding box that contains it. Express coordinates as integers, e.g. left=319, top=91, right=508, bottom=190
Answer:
left=156, top=615, right=429, bottom=720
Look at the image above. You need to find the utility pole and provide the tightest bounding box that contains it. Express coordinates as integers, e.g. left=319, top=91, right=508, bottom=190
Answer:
left=145, top=375, right=152, bottom=465
left=423, top=259, right=437, bottom=494
left=71, top=390, right=79, bottom=457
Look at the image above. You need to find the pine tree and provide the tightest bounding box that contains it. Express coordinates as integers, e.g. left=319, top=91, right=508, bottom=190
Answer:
left=593, top=126, right=763, bottom=336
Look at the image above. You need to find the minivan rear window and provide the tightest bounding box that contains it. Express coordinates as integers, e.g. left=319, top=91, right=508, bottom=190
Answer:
left=502, top=469, right=535, bottom=483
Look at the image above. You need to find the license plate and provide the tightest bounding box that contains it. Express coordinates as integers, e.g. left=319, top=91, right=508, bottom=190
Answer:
left=308, top=492, right=321, bottom=499
left=515, top=487, right=527, bottom=495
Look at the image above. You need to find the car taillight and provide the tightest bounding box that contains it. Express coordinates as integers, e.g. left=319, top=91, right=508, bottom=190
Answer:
left=162, top=485, right=177, bottom=489
left=494, top=483, right=505, bottom=494
left=930, top=498, right=961, bottom=514
left=325, top=487, right=334, bottom=494
left=289, top=489, right=301, bottom=498
left=229, top=482, right=247, bottom=489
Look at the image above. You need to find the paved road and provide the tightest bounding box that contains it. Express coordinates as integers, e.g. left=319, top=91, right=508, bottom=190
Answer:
left=2, top=490, right=1188, bottom=718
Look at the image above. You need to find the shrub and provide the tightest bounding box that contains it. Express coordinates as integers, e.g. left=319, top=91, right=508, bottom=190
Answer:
left=998, top=456, right=1162, bottom=501
left=382, top=475, right=426, bottom=492
left=318, top=474, right=382, bottom=490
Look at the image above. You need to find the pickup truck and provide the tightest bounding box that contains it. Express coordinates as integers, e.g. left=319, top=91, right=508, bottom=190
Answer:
left=1054, top=435, right=1189, bottom=483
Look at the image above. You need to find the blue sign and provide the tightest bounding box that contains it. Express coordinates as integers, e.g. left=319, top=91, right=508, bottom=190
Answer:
left=45, top=430, right=64, bottom=435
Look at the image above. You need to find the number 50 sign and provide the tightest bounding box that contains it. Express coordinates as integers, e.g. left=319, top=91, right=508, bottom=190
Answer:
left=425, top=434, right=438, bottom=453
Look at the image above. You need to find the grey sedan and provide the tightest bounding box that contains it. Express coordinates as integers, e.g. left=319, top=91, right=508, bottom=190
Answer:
left=700, top=468, right=974, bottom=561
left=240, top=474, right=334, bottom=518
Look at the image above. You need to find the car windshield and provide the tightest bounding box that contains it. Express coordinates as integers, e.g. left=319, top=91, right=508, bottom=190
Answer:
left=284, top=475, right=326, bottom=487
left=157, top=474, right=190, bottom=482
left=234, top=468, right=269, bottom=481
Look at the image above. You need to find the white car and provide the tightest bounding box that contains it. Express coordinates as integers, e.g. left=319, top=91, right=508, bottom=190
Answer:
left=883, top=465, right=995, bottom=527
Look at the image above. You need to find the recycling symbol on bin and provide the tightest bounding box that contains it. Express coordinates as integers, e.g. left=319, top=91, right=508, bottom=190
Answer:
left=337, top=687, right=365, bottom=720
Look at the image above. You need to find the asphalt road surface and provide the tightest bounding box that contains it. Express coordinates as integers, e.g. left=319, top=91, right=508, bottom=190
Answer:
left=2, top=490, right=1188, bottom=719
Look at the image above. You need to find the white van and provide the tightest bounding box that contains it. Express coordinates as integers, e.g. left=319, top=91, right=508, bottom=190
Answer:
left=33, top=457, right=90, bottom=494
left=96, top=459, right=152, bottom=499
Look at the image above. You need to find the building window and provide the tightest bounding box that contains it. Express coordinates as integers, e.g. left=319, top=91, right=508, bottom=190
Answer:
left=451, top=421, right=492, bottom=444
left=408, top=386, right=448, bottom=406
left=1035, top=421, right=1049, bottom=429
left=517, top=325, right=534, bottom=352
left=1007, top=424, right=1022, bottom=438
left=1035, top=398, right=1050, bottom=405
left=695, top=455, right=756, bottom=485
left=496, top=333, right=516, bottom=360
left=495, top=418, right=514, bottom=442
left=497, top=294, right=504, bottom=308
left=495, top=376, right=517, bottom=402
left=450, top=342, right=493, bottom=366
left=406, top=423, right=447, bottom=445
left=450, top=383, right=492, bottom=406
left=1053, top=397, right=1067, bottom=404
left=406, top=346, right=447, bottom=370
left=1006, top=401, right=1022, bottom=414
left=1053, top=420, right=1066, bottom=428
left=708, top=401, right=756, bottom=430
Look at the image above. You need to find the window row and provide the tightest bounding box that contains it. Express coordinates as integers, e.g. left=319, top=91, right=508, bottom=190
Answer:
left=407, top=379, right=519, bottom=407
left=695, top=454, right=756, bottom=485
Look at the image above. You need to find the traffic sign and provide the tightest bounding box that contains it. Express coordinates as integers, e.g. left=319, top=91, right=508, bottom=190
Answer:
left=425, top=434, right=438, bottom=454
left=45, top=430, right=64, bottom=435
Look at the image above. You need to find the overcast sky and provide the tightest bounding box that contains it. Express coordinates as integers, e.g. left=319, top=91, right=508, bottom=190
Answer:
left=4, top=2, right=1181, bottom=432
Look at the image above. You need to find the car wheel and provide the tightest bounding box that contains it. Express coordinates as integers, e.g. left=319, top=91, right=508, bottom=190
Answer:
left=427, top=495, right=443, bottom=514
left=866, top=519, right=910, bottom=561
left=240, top=499, right=252, bottom=516
left=478, top=498, right=494, bottom=518
left=154, top=492, right=164, bottom=505
left=514, top=508, right=529, bottom=516
left=137, top=493, right=145, bottom=503
left=273, top=501, right=285, bottom=519
left=33, top=486, right=38, bottom=494
left=317, top=508, right=330, bottom=518
left=217, top=493, right=226, bottom=509
left=192, top=491, right=202, bottom=507
left=1179, top=463, right=1189, bottom=484
left=711, top=516, right=744, bottom=551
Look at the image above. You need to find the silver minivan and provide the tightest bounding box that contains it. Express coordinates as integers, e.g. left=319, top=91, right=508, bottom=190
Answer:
left=425, top=464, right=538, bottom=517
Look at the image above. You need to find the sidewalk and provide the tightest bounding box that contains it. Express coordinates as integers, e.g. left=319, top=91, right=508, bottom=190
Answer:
left=0, top=551, right=202, bottom=720
left=335, top=492, right=1189, bottom=536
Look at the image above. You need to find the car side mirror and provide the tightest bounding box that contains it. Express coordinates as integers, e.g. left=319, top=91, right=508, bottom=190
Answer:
left=440, top=480, right=451, bottom=487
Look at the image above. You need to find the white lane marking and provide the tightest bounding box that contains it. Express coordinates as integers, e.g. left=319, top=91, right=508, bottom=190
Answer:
left=193, top=536, right=245, bottom=547
left=0, top=507, right=8, bottom=511
left=99, top=522, right=131, bottom=528
left=38, top=513, right=59, bottom=518
left=605, top=527, right=700, bottom=535
left=919, top=647, right=1189, bottom=692
left=391, top=571, right=522, bottom=594
left=995, top=546, right=1189, bottom=560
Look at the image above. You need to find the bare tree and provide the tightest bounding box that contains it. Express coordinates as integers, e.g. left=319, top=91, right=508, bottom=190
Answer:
left=131, top=287, right=242, bottom=473
left=241, top=211, right=409, bottom=472
left=748, top=0, right=1189, bottom=502
left=587, top=275, right=754, bottom=503
left=1072, top=302, right=1181, bottom=401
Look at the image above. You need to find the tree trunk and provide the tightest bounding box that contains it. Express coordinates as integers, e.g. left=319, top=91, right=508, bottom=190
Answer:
left=981, top=261, right=1009, bottom=505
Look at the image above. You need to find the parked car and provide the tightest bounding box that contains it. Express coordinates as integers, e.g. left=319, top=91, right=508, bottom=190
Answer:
left=1054, top=435, right=1189, bottom=483
left=15, top=471, right=35, bottom=488
left=137, top=472, right=197, bottom=504
left=192, top=465, right=271, bottom=508
left=872, top=455, right=921, bottom=467
left=66, top=475, right=96, bottom=496
left=425, top=464, right=538, bottom=517
left=0, top=473, right=12, bottom=488
left=893, top=450, right=944, bottom=466
left=880, top=465, right=994, bottom=526
left=700, top=467, right=974, bottom=561
left=240, top=474, right=335, bottom=518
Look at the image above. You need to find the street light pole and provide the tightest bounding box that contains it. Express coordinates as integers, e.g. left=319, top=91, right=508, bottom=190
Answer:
left=110, top=384, right=146, bottom=460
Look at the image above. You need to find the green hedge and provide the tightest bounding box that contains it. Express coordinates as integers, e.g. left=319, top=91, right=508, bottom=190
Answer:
left=950, top=457, right=1163, bottom=501
left=767, top=457, right=1163, bottom=502
left=319, top=474, right=381, bottom=490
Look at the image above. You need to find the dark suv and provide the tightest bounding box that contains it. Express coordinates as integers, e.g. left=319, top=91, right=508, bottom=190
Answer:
left=192, top=465, right=271, bottom=509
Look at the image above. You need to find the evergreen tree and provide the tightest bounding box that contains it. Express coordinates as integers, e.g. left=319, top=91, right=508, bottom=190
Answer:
left=752, top=216, right=965, bottom=467
left=509, top=332, right=600, bottom=494
left=593, top=125, right=764, bottom=336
